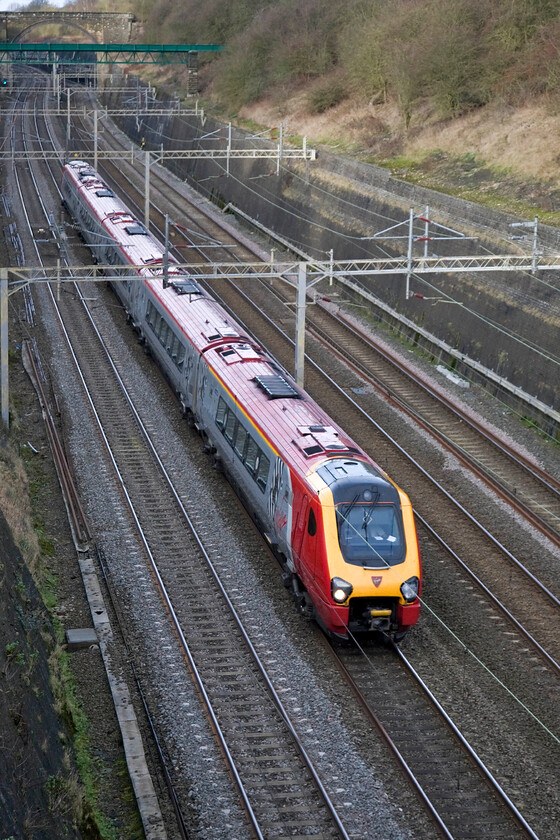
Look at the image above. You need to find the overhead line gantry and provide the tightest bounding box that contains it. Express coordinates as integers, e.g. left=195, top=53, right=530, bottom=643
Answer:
left=4, top=248, right=560, bottom=426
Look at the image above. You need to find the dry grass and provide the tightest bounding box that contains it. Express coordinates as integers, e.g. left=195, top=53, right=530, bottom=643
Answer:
left=241, top=94, right=560, bottom=177
left=236, top=92, right=560, bottom=219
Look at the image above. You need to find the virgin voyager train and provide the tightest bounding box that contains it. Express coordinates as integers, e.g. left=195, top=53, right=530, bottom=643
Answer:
left=61, top=160, right=422, bottom=640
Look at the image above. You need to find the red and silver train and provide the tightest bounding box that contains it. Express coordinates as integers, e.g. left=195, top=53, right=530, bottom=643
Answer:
left=61, top=160, right=421, bottom=640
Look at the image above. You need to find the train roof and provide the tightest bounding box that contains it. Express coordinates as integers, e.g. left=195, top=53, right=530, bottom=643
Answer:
left=64, top=161, right=178, bottom=273
left=154, top=277, right=372, bottom=480
left=63, top=161, right=379, bottom=483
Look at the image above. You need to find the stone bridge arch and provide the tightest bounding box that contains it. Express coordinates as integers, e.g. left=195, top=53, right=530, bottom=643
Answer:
left=0, top=12, right=135, bottom=44
left=13, top=20, right=98, bottom=44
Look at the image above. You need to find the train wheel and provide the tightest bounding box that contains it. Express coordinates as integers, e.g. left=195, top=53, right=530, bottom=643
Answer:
left=281, top=571, right=292, bottom=589
left=290, top=576, right=314, bottom=618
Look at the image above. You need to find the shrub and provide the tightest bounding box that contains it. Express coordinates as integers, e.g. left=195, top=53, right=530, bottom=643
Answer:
left=308, top=80, right=348, bottom=114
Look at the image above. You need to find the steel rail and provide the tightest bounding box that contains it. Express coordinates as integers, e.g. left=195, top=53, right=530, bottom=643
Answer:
left=10, top=81, right=177, bottom=839
left=93, top=546, right=190, bottom=840
left=39, top=80, right=553, bottom=838
left=314, top=307, right=560, bottom=494
left=393, top=642, right=540, bottom=840
left=303, top=313, right=560, bottom=547
left=322, top=632, right=456, bottom=840
left=5, top=88, right=91, bottom=546
left=23, top=86, right=352, bottom=840
left=414, top=511, right=560, bottom=673
left=22, top=340, right=91, bottom=545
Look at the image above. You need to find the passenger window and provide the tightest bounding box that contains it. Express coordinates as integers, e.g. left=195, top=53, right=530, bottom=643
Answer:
left=244, top=437, right=259, bottom=476
left=234, top=424, right=248, bottom=459
left=215, top=398, right=227, bottom=430
left=224, top=412, right=237, bottom=445
left=256, top=454, right=270, bottom=491
left=308, top=508, right=317, bottom=536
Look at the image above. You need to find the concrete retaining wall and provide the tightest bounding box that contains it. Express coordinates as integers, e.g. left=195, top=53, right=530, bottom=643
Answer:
left=103, top=87, right=560, bottom=432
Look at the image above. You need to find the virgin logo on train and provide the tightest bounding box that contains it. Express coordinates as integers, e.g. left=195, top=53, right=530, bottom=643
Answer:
left=372, top=576, right=383, bottom=587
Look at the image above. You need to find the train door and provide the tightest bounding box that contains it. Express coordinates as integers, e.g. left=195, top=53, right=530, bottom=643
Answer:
left=293, top=495, right=319, bottom=580
left=184, top=354, right=195, bottom=410
left=191, top=358, right=204, bottom=421
left=293, top=494, right=308, bottom=569
left=268, top=459, right=293, bottom=561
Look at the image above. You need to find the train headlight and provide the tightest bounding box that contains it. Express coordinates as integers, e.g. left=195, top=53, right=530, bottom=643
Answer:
left=400, top=576, right=419, bottom=602
left=331, top=577, right=353, bottom=604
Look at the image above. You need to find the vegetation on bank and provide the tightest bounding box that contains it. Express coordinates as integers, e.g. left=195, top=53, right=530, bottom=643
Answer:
left=126, top=0, right=560, bottom=220
left=136, top=0, right=560, bottom=124
left=370, top=150, right=560, bottom=227
left=0, top=430, right=120, bottom=838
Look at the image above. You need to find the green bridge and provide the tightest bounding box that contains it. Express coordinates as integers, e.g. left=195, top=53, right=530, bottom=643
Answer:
left=0, top=43, right=223, bottom=64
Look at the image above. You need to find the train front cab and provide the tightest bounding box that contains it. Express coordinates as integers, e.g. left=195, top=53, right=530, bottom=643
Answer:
left=304, top=459, right=421, bottom=640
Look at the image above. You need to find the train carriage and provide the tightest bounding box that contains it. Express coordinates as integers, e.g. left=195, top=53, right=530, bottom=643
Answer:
left=62, top=160, right=421, bottom=640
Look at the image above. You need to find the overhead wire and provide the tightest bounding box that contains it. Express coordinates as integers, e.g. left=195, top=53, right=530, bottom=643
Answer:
left=417, top=597, right=560, bottom=746
left=185, top=148, right=560, bottom=369
left=122, top=104, right=560, bottom=376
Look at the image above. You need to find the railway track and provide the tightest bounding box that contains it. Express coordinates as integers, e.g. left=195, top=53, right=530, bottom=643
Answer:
left=70, top=95, right=560, bottom=556
left=332, top=636, right=538, bottom=840
left=12, top=81, right=356, bottom=840
left=63, top=92, right=560, bottom=837
left=300, top=306, right=560, bottom=544
left=4, top=77, right=560, bottom=839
